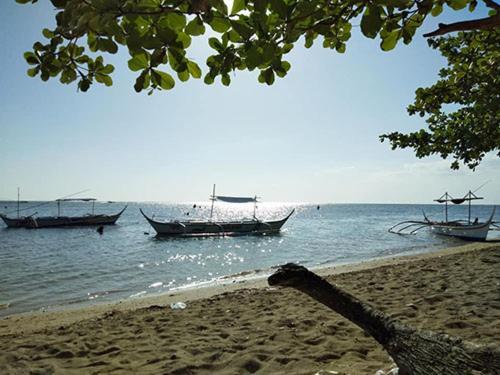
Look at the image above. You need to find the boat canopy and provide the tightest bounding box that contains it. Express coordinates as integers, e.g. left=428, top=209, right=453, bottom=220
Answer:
left=214, top=196, right=257, bottom=203
left=434, top=191, right=483, bottom=205
left=56, top=198, right=97, bottom=202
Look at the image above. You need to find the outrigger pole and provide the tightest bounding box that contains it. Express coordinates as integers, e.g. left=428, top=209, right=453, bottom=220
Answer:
left=209, top=184, right=216, bottom=221
left=17, top=187, right=20, bottom=219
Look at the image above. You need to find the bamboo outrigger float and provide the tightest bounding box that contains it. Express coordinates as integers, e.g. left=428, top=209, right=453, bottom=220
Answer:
left=389, top=190, right=498, bottom=241
left=141, top=185, right=295, bottom=237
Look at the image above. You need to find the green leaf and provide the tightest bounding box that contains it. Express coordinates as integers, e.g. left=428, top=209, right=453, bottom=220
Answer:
left=221, top=74, right=231, bottom=86
left=128, top=52, right=149, bottom=71
left=245, top=45, right=261, bottom=70
left=361, top=5, right=384, bottom=39
left=230, top=20, right=254, bottom=40
left=150, top=49, right=167, bottom=67
left=208, top=37, right=223, bottom=51
left=209, top=17, right=231, bottom=33
left=204, top=73, right=215, bottom=84
left=27, top=67, right=38, bottom=77
left=24, top=52, right=39, bottom=65
left=100, top=64, right=115, bottom=74
left=447, top=0, right=468, bottom=11
left=157, top=26, right=177, bottom=44
left=185, top=17, right=205, bottom=36
left=60, top=69, right=77, bottom=84
left=96, top=74, right=113, bottom=86
left=231, top=0, right=245, bottom=14
left=97, top=38, right=118, bottom=53
left=263, top=68, right=274, bottom=85
left=187, top=61, right=202, bottom=78
left=270, top=0, right=288, bottom=19
left=381, top=30, right=400, bottom=51
left=152, top=69, right=175, bottom=90
left=431, top=4, right=443, bottom=17
left=177, top=70, right=190, bottom=82
left=163, top=13, right=187, bottom=30
left=177, top=32, right=191, bottom=49
left=42, top=28, right=54, bottom=38
left=134, top=71, right=150, bottom=92
left=78, top=79, right=90, bottom=92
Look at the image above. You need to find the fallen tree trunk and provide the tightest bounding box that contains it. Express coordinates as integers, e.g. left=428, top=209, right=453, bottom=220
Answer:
left=268, top=263, right=500, bottom=375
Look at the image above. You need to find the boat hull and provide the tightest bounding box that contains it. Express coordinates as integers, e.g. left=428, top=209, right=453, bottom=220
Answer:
left=431, top=222, right=491, bottom=241
left=0, top=215, right=31, bottom=228
left=141, top=209, right=294, bottom=237
left=1, top=207, right=127, bottom=229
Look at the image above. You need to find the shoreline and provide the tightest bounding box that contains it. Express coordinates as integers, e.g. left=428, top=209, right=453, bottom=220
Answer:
left=1, top=241, right=496, bottom=337
left=1, top=242, right=498, bottom=374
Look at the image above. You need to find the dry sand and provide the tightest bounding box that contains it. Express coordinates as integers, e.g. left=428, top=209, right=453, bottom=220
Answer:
left=1, top=242, right=499, bottom=374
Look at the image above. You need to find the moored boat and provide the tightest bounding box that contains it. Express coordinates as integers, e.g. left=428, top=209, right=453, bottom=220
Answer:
left=430, top=219, right=493, bottom=241
left=141, top=185, right=295, bottom=237
left=0, top=197, right=127, bottom=229
left=389, top=190, right=497, bottom=241
left=141, top=209, right=294, bottom=237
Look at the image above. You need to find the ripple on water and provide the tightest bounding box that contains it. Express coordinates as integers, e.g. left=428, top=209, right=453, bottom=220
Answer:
left=1, top=202, right=496, bottom=316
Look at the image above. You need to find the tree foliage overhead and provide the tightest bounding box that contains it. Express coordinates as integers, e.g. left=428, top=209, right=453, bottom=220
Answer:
left=17, top=0, right=500, bottom=93
left=380, top=29, right=499, bottom=170
left=16, top=0, right=500, bottom=170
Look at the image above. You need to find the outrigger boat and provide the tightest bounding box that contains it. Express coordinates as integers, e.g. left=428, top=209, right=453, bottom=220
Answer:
left=141, top=185, right=295, bottom=237
left=0, top=195, right=127, bottom=229
left=389, top=191, right=498, bottom=241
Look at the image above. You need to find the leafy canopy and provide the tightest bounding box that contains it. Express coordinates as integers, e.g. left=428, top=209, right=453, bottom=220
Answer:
left=17, top=0, right=495, bottom=93
left=381, top=29, right=500, bottom=170
left=17, top=0, right=500, bottom=169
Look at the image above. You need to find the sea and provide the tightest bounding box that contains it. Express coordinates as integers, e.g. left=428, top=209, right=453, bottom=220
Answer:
left=0, top=201, right=498, bottom=317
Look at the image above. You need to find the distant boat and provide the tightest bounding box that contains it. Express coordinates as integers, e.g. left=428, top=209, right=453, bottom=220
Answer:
left=141, top=185, right=294, bottom=237
left=0, top=198, right=127, bottom=229
left=389, top=191, right=498, bottom=241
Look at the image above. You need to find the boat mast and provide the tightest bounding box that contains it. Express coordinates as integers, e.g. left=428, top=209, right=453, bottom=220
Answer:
left=17, top=187, right=20, bottom=219
left=468, top=190, right=471, bottom=224
left=209, top=184, right=216, bottom=221
left=445, top=192, right=448, bottom=223
left=253, top=196, right=257, bottom=219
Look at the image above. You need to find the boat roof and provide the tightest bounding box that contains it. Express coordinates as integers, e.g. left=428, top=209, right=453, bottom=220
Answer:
left=434, top=191, right=483, bottom=205
left=212, top=195, right=258, bottom=203
left=56, top=198, right=96, bottom=202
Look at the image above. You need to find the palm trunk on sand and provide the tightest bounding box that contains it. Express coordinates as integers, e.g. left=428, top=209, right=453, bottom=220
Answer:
left=268, top=263, right=500, bottom=375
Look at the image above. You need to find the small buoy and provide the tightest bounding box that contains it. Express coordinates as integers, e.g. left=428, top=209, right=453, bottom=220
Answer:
left=186, top=212, right=190, bottom=216
left=97, top=226, right=104, bottom=235
left=144, top=232, right=149, bottom=235
left=193, top=204, right=197, bottom=209
left=317, top=205, right=320, bottom=210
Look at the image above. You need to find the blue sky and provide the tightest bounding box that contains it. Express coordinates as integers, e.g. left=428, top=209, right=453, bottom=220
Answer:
left=0, top=1, right=498, bottom=203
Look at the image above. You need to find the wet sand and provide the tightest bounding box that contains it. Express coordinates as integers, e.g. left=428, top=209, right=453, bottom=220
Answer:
left=1, top=242, right=499, bottom=374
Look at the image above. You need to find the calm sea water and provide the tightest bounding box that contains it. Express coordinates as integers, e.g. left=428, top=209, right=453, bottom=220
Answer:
left=0, top=201, right=498, bottom=317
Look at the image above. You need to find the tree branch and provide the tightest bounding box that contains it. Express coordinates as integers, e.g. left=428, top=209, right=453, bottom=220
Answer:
left=483, top=0, right=500, bottom=10
left=423, top=14, right=500, bottom=37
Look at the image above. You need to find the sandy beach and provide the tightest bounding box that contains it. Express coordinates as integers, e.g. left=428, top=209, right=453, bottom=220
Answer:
left=1, top=242, right=499, bottom=374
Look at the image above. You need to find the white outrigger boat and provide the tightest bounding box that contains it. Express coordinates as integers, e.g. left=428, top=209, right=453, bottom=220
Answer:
left=141, top=185, right=295, bottom=237
left=389, top=191, right=498, bottom=241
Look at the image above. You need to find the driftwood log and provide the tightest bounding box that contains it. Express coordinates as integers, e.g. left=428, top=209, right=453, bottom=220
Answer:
left=268, top=263, right=500, bottom=375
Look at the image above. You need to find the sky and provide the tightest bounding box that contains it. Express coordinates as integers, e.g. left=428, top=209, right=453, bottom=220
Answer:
left=0, top=1, right=498, bottom=204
